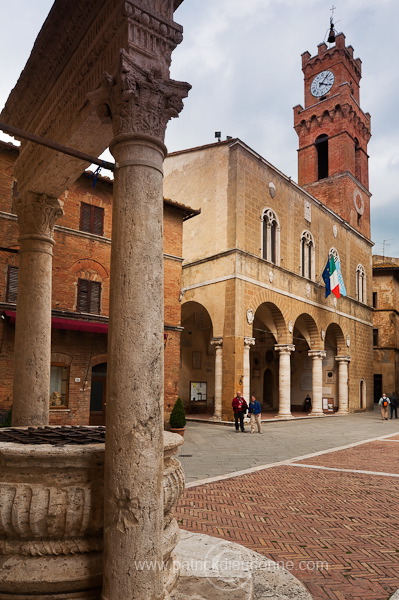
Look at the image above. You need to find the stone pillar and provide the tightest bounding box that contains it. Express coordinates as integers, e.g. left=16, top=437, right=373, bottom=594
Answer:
left=89, top=50, right=190, bottom=600
left=308, top=350, right=326, bottom=416
left=12, top=193, right=64, bottom=426
left=336, top=356, right=351, bottom=414
left=210, top=337, right=223, bottom=420
left=274, top=344, right=295, bottom=418
left=243, top=337, right=255, bottom=402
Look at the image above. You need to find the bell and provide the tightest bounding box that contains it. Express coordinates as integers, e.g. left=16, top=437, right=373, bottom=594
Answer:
left=327, top=23, right=336, bottom=43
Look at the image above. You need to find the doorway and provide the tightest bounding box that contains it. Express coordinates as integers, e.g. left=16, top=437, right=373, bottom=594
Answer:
left=89, top=362, right=107, bottom=425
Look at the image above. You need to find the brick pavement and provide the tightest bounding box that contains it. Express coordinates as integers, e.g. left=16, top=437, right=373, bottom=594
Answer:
left=176, top=434, right=399, bottom=600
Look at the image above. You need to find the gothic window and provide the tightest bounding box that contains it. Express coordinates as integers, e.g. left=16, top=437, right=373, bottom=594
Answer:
left=80, top=202, right=104, bottom=236
left=50, top=364, right=69, bottom=409
left=300, top=231, right=315, bottom=280
left=315, top=134, right=329, bottom=180
left=77, top=279, right=102, bottom=314
left=356, top=264, right=366, bottom=303
left=261, top=208, right=280, bottom=265
left=6, top=266, right=18, bottom=303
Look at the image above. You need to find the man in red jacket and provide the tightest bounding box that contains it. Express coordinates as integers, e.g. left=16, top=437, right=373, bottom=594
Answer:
left=232, top=391, right=248, bottom=433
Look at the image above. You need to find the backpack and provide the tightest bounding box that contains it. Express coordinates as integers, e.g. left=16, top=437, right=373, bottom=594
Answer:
left=382, top=399, right=388, bottom=407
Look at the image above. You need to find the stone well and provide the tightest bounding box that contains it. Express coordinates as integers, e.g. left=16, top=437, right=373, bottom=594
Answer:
left=0, top=427, right=184, bottom=599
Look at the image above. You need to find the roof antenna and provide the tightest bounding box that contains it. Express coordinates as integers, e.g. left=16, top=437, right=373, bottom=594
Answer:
left=327, top=5, right=336, bottom=43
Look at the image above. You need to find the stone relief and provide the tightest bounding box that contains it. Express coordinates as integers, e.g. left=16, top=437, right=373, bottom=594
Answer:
left=269, top=270, right=274, bottom=283
left=268, top=182, right=276, bottom=198
left=246, top=308, right=254, bottom=324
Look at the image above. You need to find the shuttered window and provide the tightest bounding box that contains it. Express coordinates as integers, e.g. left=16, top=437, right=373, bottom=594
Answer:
left=77, top=279, right=101, bottom=314
left=80, top=202, right=104, bottom=235
left=6, top=266, right=18, bottom=303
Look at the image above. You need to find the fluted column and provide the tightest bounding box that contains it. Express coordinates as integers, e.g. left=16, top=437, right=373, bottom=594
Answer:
left=275, top=344, right=295, bottom=418
left=336, top=356, right=351, bottom=414
left=88, top=40, right=190, bottom=600
left=12, top=193, right=64, bottom=426
left=243, top=337, right=255, bottom=403
left=210, top=337, right=223, bottom=421
left=308, top=350, right=326, bottom=416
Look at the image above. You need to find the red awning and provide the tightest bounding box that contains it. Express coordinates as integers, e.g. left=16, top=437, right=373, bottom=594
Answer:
left=3, top=310, right=108, bottom=334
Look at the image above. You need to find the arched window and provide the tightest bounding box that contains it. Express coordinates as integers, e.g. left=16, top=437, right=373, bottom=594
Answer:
left=300, top=231, right=315, bottom=280
left=356, top=264, right=366, bottom=303
left=315, top=134, right=329, bottom=180
left=261, top=208, right=280, bottom=265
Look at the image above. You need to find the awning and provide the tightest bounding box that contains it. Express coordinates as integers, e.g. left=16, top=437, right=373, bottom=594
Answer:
left=3, top=310, right=108, bottom=334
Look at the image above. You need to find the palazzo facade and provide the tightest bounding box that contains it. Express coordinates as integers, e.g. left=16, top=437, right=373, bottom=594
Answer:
left=0, top=140, right=197, bottom=426
left=164, top=32, right=374, bottom=420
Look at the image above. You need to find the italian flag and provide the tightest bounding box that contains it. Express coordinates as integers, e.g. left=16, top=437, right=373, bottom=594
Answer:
left=322, top=255, right=340, bottom=298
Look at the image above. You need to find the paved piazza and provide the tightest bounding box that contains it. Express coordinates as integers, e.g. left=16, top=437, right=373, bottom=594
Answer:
left=176, top=409, right=399, bottom=599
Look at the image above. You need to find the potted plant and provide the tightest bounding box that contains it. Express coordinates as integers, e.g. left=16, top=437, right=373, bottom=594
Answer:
left=169, top=398, right=186, bottom=437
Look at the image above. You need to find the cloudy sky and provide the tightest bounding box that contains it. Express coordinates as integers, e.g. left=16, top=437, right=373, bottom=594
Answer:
left=1, top=0, right=398, bottom=257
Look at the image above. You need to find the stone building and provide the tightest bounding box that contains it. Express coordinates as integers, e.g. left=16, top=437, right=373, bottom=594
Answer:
left=372, top=255, right=399, bottom=401
left=164, top=32, right=374, bottom=421
left=0, top=139, right=198, bottom=425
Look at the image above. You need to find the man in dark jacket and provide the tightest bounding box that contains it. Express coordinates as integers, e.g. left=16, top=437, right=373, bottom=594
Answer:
left=232, top=391, right=248, bottom=432
left=248, top=395, right=262, bottom=433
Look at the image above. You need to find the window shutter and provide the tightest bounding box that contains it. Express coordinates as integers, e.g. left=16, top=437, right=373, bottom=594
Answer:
left=80, top=203, right=92, bottom=233
left=6, top=266, right=18, bottom=303
left=77, top=279, right=89, bottom=312
left=89, top=281, right=101, bottom=314
left=92, top=206, right=104, bottom=236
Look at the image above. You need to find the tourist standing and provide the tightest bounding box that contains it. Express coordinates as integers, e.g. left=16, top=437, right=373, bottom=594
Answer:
left=379, top=393, right=390, bottom=420
left=248, top=395, right=262, bottom=433
left=232, top=391, right=248, bottom=433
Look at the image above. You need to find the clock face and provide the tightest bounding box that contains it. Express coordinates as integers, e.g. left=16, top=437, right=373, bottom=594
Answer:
left=310, top=70, right=335, bottom=97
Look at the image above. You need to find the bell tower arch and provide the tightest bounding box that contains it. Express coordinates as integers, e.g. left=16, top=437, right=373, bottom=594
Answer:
left=293, top=30, right=371, bottom=237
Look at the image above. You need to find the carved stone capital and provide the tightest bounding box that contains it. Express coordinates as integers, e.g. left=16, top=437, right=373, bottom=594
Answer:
left=308, top=350, right=327, bottom=360
left=88, top=50, right=191, bottom=142
left=244, top=336, right=256, bottom=348
left=335, top=355, right=351, bottom=365
left=210, top=337, right=223, bottom=349
left=274, top=344, right=295, bottom=355
left=14, top=192, right=64, bottom=241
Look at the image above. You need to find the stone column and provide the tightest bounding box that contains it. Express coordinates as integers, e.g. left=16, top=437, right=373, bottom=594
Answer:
left=274, top=344, right=295, bottom=418
left=308, top=350, right=326, bottom=416
left=210, top=337, right=223, bottom=420
left=336, top=356, right=351, bottom=414
left=243, top=337, right=255, bottom=402
left=89, top=50, right=190, bottom=600
left=12, top=193, right=64, bottom=426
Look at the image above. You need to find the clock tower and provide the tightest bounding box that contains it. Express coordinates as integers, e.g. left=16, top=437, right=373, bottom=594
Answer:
left=293, top=32, right=371, bottom=236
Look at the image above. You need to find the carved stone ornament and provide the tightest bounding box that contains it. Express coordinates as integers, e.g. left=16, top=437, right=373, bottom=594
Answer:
left=333, top=297, right=337, bottom=308
left=244, top=336, right=256, bottom=347
left=346, top=334, right=351, bottom=347
left=321, top=329, right=326, bottom=341
left=288, top=320, right=293, bottom=333
left=246, top=308, right=254, bottom=324
left=88, top=50, right=191, bottom=141
left=14, top=193, right=64, bottom=239
left=305, top=283, right=311, bottom=298
left=268, top=182, right=276, bottom=198
left=333, top=224, right=338, bottom=238
left=353, top=189, right=365, bottom=215
left=269, top=270, right=274, bottom=283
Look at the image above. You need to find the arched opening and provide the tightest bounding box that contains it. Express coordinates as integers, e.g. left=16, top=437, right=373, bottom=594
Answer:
left=251, top=302, right=286, bottom=412
left=324, top=323, right=346, bottom=411
left=89, top=362, right=107, bottom=425
left=316, top=134, right=329, bottom=180
left=291, top=313, right=319, bottom=411
left=179, top=301, right=214, bottom=414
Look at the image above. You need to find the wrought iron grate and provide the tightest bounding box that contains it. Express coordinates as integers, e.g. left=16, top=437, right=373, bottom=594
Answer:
left=0, top=426, right=106, bottom=446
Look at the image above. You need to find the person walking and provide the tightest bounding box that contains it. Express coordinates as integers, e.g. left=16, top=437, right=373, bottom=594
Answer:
left=248, top=395, right=262, bottom=433
left=232, top=391, right=248, bottom=433
left=378, top=393, right=390, bottom=420
left=389, top=393, right=398, bottom=419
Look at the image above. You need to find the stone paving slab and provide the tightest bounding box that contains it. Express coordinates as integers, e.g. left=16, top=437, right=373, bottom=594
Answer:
left=176, top=437, right=399, bottom=600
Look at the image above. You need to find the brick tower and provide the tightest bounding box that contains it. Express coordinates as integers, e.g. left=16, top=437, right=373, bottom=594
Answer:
left=293, top=31, right=371, bottom=237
